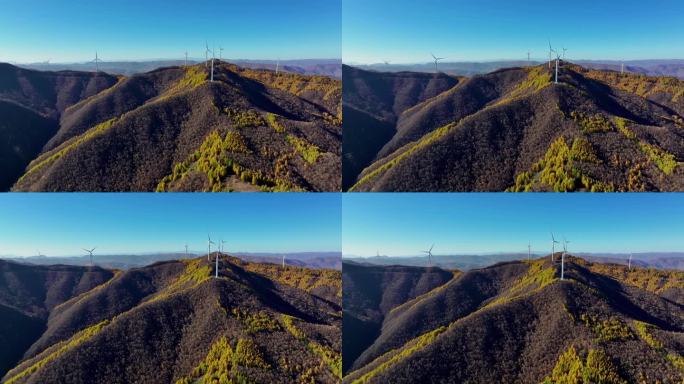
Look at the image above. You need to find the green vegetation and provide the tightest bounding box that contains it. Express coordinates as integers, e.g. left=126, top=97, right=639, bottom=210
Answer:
left=19, top=118, right=118, bottom=183
left=147, top=259, right=211, bottom=304
left=489, top=259, right=556, bottom=306
left=388, top=272, right=461, bottom=316
left=156, top=130, right=293, bottom=192
left=633, top=320, right=684, bottom=374
left=231, top=308, right=280, bottom=334
left=287, top=135, right=321, bottom=164
left=224, top=108, right=265, bottom=129
left=571, top=112, right=614, bottom=134
left=588, top=263, right=684, bottom=295
left=236, top=66, right=341, bottom=102
left=580, top=314, right=633, bottom=342
left=493, top=66, right=551, bottom=107
left=584, top=69, right=684, bottom=103
left=175, top=336, right=268, bottom=384
left=508, top=137, right=614, bottom=192
left=244, top=263, right=342, bottom=298
left=266, top=113, right=286, bottom=133
left=350, top=121, right=458, bottom=191
left=5, top=320, right=110, bottom=384
left=280, top=314, right=341, bottom=379
left=160, top=66, right=206, bottom=101
left=351, top=326, right=448, bottom=384
left=542, top=345, right=627, bottom=384
left=614, top=117, right=678, bottom=175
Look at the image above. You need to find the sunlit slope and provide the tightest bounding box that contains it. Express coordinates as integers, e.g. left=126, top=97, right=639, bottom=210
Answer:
left=344, top=257, right=684, bottom=383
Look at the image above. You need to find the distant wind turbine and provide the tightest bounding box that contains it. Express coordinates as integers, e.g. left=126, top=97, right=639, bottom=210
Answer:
left=562, top=47, right=567, bottom=60
left=282, top=254, right=285, bottom=268
left=527, top=51, right=531, bottom=66
left=528, top=241, right=531, bottom=261
left=92, top=52, right=102, bottom=73
left=431, top=53, right=445, bottom=73
left=561, top=237, right=570, bottom=280
left=207, top=235, right=215, bottom=262
left=548, top=40, right=553, bottom=69
left=628, top=252, right=633, bottom=270
left=184, top=52, right=188, bottom=67
left=551, top=232, right=559, bottom=262
left=83, top=247, right=96, bottom=267
left=275, top=58, right=280, bottom=74
left=185, top=244, right=189, bottom=259
left=621, top=61, right=625, bottom=75
left=205, top=41, right=210, bottom=68
left=422, top=244, right=434, bottom=267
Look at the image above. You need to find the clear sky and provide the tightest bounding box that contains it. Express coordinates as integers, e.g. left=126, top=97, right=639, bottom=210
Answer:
left=0, top=194, right=341, bottom=257
left=342, top=193, right=684, bottom=257
left=0, top=0, right=341, bottom=63
left=343, top=0, right=684, bottom=64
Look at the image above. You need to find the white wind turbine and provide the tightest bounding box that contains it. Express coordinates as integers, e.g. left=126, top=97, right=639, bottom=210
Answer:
left=205, top=41, right=210, bottom=68
left=548, top=41, right=553, bottom=69
left=275, top=58, right=280, bottom=75
left=282, top=254, right=285, bottom=268
left=431, top=53, right=445, bottom=73
left=83, top=247, right=96, bottom=267
left=551, top=232, right=559, bottom=262
left=207, top=235, right=215, bottom=262
left=422, top=244, right=434, bottom=267
left=184, top=52, right=188, bottom=67
left=628, top=252, right=633, bottom=270
left=92, top=52, right=102, bottom=73
left=184, top=244, right=189, bottom=259
left=528, top=241, right=532, bottom=261
left=561, top=237, right=570, bottom=280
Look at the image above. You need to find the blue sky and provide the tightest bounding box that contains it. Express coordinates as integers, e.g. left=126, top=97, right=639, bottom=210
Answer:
left=0, top=0, right=340, bottom=63
left=343, top=0, right=684, bottom=63
left=0, top=194, right=341, bottom=257
left=343, top=193, right=684, bottom=257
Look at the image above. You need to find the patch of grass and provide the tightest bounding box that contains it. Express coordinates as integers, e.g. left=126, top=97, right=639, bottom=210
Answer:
left=584, top=69, right=684, bottom=103
left=589, top=264, right=684, bottom=295
left=224, top=108, right=265, bottom=129
left=244, top=263, right=341, bottom=298
left=158, top=66, right=206, bottom=102
left=580, top=314, right=634, bottom=342
left=492, top=66, right=551, bottom=107
left=5, top=320, right=110, bottom=384
left=571, top=111, right=614, bottom=134
left=508, top=137, right=614, bottom=192
left=633, top=320, right=664, bottom=350
left=176, top=336, right=268, bottom=384
left=542, top=345, right=627, bottom=384
left=231, top=308, right=280, bottom=334
left=280, top=314, right=341, bottom=379
left=266, top=113, right=286, bottom=133
left=350, top=121, right=458, bottom=191
left=351, top=326, right=448, bottom=384
left=489, top=259, right=556, bottom=306
left=287, top=134, right=321, bottom=164
left=614, top=117, right=678, bottom=175
left=19, top=118, right=118, bottom=183
left=147, top=259, right=211, bottom=303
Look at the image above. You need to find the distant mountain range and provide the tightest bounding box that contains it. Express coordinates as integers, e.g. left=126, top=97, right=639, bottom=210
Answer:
left=352, top=59, right=684, bottom=79
left=344, top=252, right=684, bottom=271
left=18, top=59, right=342, bottom=78
left=343, top=62, right=684, bottom=191
left=0, top=255, right=341, bottom=383
left=343, top=256, right=684, bottom=383
left=0, top=61, right=341, bottom=191
left=2, top=251, right=342, bottom=270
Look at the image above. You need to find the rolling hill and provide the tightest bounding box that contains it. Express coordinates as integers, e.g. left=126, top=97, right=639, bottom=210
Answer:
left=1, top=61, right=341, bottom=191
left=344, top=62, right=684, bottom=191
left=343, top=256, right=684, bottom=383
left=0, top=255, right=341, bottom=384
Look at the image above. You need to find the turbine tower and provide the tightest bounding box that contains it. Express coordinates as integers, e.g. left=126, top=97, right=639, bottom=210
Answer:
left=210, top=46, right=215, bottom=82
left=185, top=244, right=189, bottom=259
left=548, top=41, right=553, bottom=69
left=621, top=61, right=625, bottom=75
left=628, top=252, right=633, bottom=270
left=561, top=237, right=570, bottom=280
left=431, top=53, right=445, bottom=73
left=527, top=51, right=531, bottom=66
left=219, top=47, right=224, bottom=61
left=92, top=52, right=102, bottom=73
left=422, top=244, right=434, bottom=267
left=184, top=52, right=188, bottom=67
left=282, top=254, right=285, bottom=268
left=528, top=241, right=531, bottom=261
left=205, top=41, right=210, bottom=67
left=83, top=247, right=96, bottom=267
left=275, top=58, right=280, bottom=75
left=562, top=47, right=567, bottom=60
left=207, top=235, right=215, bottom=262
left=551, top=232, right=559, bottom=262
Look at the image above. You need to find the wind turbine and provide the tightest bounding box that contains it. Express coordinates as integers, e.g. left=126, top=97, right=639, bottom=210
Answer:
left=628, top=252, right=633, bottom=270
left=422, top=244, right=434, bottom=267
left=184, top=52, right=188, bottom=67
left=548, top=41, right=553, bottom=69
left=275, top=58, right=280, bottom=75
left=551, top=233, right=559, bottom=262
left=219, top=46, right=224, bottom=61
left=92, top=52, right=102, bottom=73
left=210, top=46, right=215, bottom=82
left=431, top=53, right=445, bottom=73
left=184, top=244, right=189, bottom=259
left=207, top=235, right=215, bottom=262
left=282, top=254, right=285, bottom=268
left=621, top=61, right=625, bottom=75
left=528, top=241, right=531, bottom=261
left=37, top=250, right=44, bottom=257
left=205, top=41, right=210, bottom=68
left=561, top=237, right=570, bottom=280
left=562, top=47, right=567, bottom=60
left=552, top=49, right=561, bottom=84
left=83, top=247, right=96, bottom=267
left=527, top=51, right=531, bottom=66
